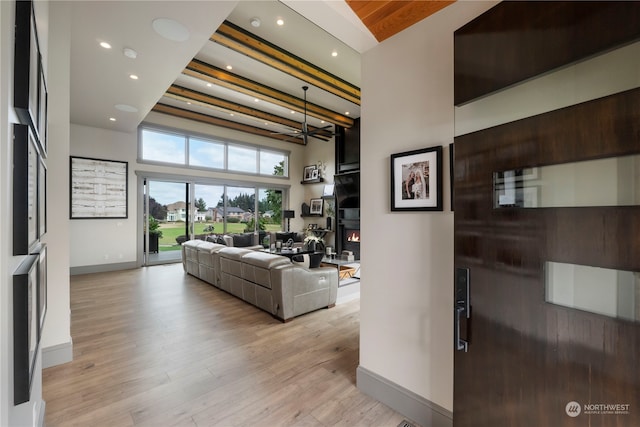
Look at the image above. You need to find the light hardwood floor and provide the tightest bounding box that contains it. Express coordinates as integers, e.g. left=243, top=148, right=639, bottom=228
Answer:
left=43, top=264, right=413, bottom=427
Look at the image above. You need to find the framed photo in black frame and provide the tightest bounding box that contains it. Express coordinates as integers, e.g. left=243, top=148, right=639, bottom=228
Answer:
left=32, top=244, right=48, bottom=334
left=390, top=146, right=443, bottom=211
left=13, top=254, right=39, bottom=405
left=14, top=0, right=40, bottom=137
left=303, top=165, right=317, bottom=181
left=37, top=53, right=48, bottom=156
left=309, top=198, right=324, bottom=215
left=38, top=154, right=46, bottom=238
left=70, top=156, right=128, bottom=219
left=13, top=124, right=39, bottom=255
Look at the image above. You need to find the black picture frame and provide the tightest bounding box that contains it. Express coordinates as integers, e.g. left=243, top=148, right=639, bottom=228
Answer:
left=70, top=156, right=128, bottom=219
left=38, top=154, right=47, bottom=238
left=13, top=254, right=39, bottom=405
left=390, top=146, right=443, bottom=211
left=303, top=165, right=317, bottom=181
left=13, top=124, right=39, bottom=255
left=32, top=244, right=48, bottom=334
left=309, top=198, right=324, bottom=215
left=37, top=53, right=48, bottom=157
left=14, top=0, right=40, bottom=138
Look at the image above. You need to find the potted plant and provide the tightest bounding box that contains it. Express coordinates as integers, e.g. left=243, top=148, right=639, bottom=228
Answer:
left=304, top=232, right=324, bottom=253
left=146, top=217, right=163, bottom=253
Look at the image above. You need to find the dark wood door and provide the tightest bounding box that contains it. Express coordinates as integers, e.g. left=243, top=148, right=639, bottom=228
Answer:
left=453, top=88, right=640, bottom=426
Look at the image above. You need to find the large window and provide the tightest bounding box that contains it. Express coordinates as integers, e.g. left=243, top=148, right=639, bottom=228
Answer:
left=140, top=126, right=289, bottom=177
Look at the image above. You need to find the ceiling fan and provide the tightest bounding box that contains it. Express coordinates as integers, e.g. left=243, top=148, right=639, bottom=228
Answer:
left=272, top=86, right=335, bottom=145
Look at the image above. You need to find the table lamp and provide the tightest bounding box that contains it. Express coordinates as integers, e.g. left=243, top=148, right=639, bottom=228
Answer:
left=283, top=210, right=295, bottom=232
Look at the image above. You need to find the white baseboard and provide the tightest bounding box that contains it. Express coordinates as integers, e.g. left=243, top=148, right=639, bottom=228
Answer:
left=42, top=340, right=73, bottom=368
left=357, top=365, right=452, bottom=427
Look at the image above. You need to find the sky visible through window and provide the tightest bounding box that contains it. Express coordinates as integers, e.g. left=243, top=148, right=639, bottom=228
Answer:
left=142, top=130, right=185, bottom=164
left=142, top=128, right=288, bottom=176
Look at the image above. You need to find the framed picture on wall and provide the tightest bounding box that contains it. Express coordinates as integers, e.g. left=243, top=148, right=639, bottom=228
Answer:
left=13, top=124, right=40, bottom=255
left=13, top=0, right=40, bottom=137
left=12, top=254, right=39, bottom=405
left=70, top=156, right=128, bottom=219
left=390, top=146, right=443, bottom=211
left=309, top=198, right=324, bottom=215
left=303, top=165, right=317, bottom=181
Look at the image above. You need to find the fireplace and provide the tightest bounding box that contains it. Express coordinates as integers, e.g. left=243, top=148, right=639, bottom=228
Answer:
left=342, top=227, right=360, bottom=259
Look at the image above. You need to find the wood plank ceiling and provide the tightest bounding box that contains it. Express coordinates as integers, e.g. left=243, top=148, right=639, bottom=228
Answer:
left=346, top=0, right=456, bottom=42
left=151, top=1, right=456, bottom=145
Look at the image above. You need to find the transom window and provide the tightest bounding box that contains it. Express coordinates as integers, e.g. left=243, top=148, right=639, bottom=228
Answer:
left=140, top=126, right=289, bottom=177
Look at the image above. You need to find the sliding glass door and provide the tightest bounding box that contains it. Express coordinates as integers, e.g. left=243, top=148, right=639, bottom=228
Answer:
left=144, top=179, right=189, bottom=265
left=142, top=176, right=289, bottom=266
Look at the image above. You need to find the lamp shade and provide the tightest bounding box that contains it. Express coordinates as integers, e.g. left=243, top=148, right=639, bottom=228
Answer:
left=283, top=210, right=295, bottom=219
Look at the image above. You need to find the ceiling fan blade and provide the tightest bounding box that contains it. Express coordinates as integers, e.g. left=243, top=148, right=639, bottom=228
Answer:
left=270, top=129, right=300, bottom=136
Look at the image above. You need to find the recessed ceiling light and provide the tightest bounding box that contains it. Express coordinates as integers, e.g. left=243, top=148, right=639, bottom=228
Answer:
left=276, top=18, right=284, bottom=26
left=123, top=47, right=137, bottom=59
left=230, top=113, right=234, bottom=116
left=100, top=41, right=112, bottom=49
left=115, top=104, right=138, bottom=113
left=206, top=83, right=212, bottom=87
left=250, top=17, right=261, bottom=28
left=345, top=111, right=350, bottom=115
left=331, top=50, right=338, bottom=57
left=321, top=120, right=325, bottom=124
left=226, top=65, right=233, bottom=70
left=290, top=110, right=295, bottom=114
left=152, top=17, right=190, bottom=42
left=254, top=98, right=259, bottom=102
left=129, top=74, right=139, bottom=80
left=109, top=117, right=116, bottom=122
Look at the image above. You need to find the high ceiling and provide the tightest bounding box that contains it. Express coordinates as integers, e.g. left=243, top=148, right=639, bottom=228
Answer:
left=69, top=1, right=454, bottom=146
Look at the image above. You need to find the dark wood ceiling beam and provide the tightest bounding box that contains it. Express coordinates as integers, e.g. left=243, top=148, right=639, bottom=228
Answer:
left=152, top=103, right=308, bottom=145
left=212, top=21, right=361, bottom=105
left=184, top=59, right=354, bottom=128
left=165, top=85, right=332, bottom=141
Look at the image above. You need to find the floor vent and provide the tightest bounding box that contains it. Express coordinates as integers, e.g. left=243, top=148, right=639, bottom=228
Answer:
left=398, top=421, right=416, bottom=427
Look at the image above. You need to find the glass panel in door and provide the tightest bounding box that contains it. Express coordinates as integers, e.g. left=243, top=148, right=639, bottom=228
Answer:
left=193, top=184, right=224, bottom=240
left=144, top=180, right=188, bottom=265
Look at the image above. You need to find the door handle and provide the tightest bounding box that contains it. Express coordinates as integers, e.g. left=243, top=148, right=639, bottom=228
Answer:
left=454, top=267, right=470, bottom=352
left=455, top=306, right=468, bottom=352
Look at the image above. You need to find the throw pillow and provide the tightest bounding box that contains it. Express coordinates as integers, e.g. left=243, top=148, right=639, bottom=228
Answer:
left=233, top=233, right=252, bottom=247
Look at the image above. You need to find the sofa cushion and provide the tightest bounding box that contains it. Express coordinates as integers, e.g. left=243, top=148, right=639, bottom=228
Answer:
left=196, top=242, right=226, bottom=267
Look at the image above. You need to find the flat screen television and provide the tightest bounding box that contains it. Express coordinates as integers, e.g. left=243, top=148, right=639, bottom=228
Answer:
left=334, top=171, right=360, bottom=209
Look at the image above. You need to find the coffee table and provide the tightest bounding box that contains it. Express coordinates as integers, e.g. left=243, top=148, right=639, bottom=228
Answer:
left=320, top=256, right=360, bottom=279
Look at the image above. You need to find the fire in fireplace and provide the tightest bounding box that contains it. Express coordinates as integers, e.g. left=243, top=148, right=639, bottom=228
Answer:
left=346, top=230, right=360, bottom=243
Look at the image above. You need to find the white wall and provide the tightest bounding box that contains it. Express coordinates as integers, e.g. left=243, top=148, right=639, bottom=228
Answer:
left=359, top=1, right=496, bottom=412
left=42, top=0, right=72, bottom=367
